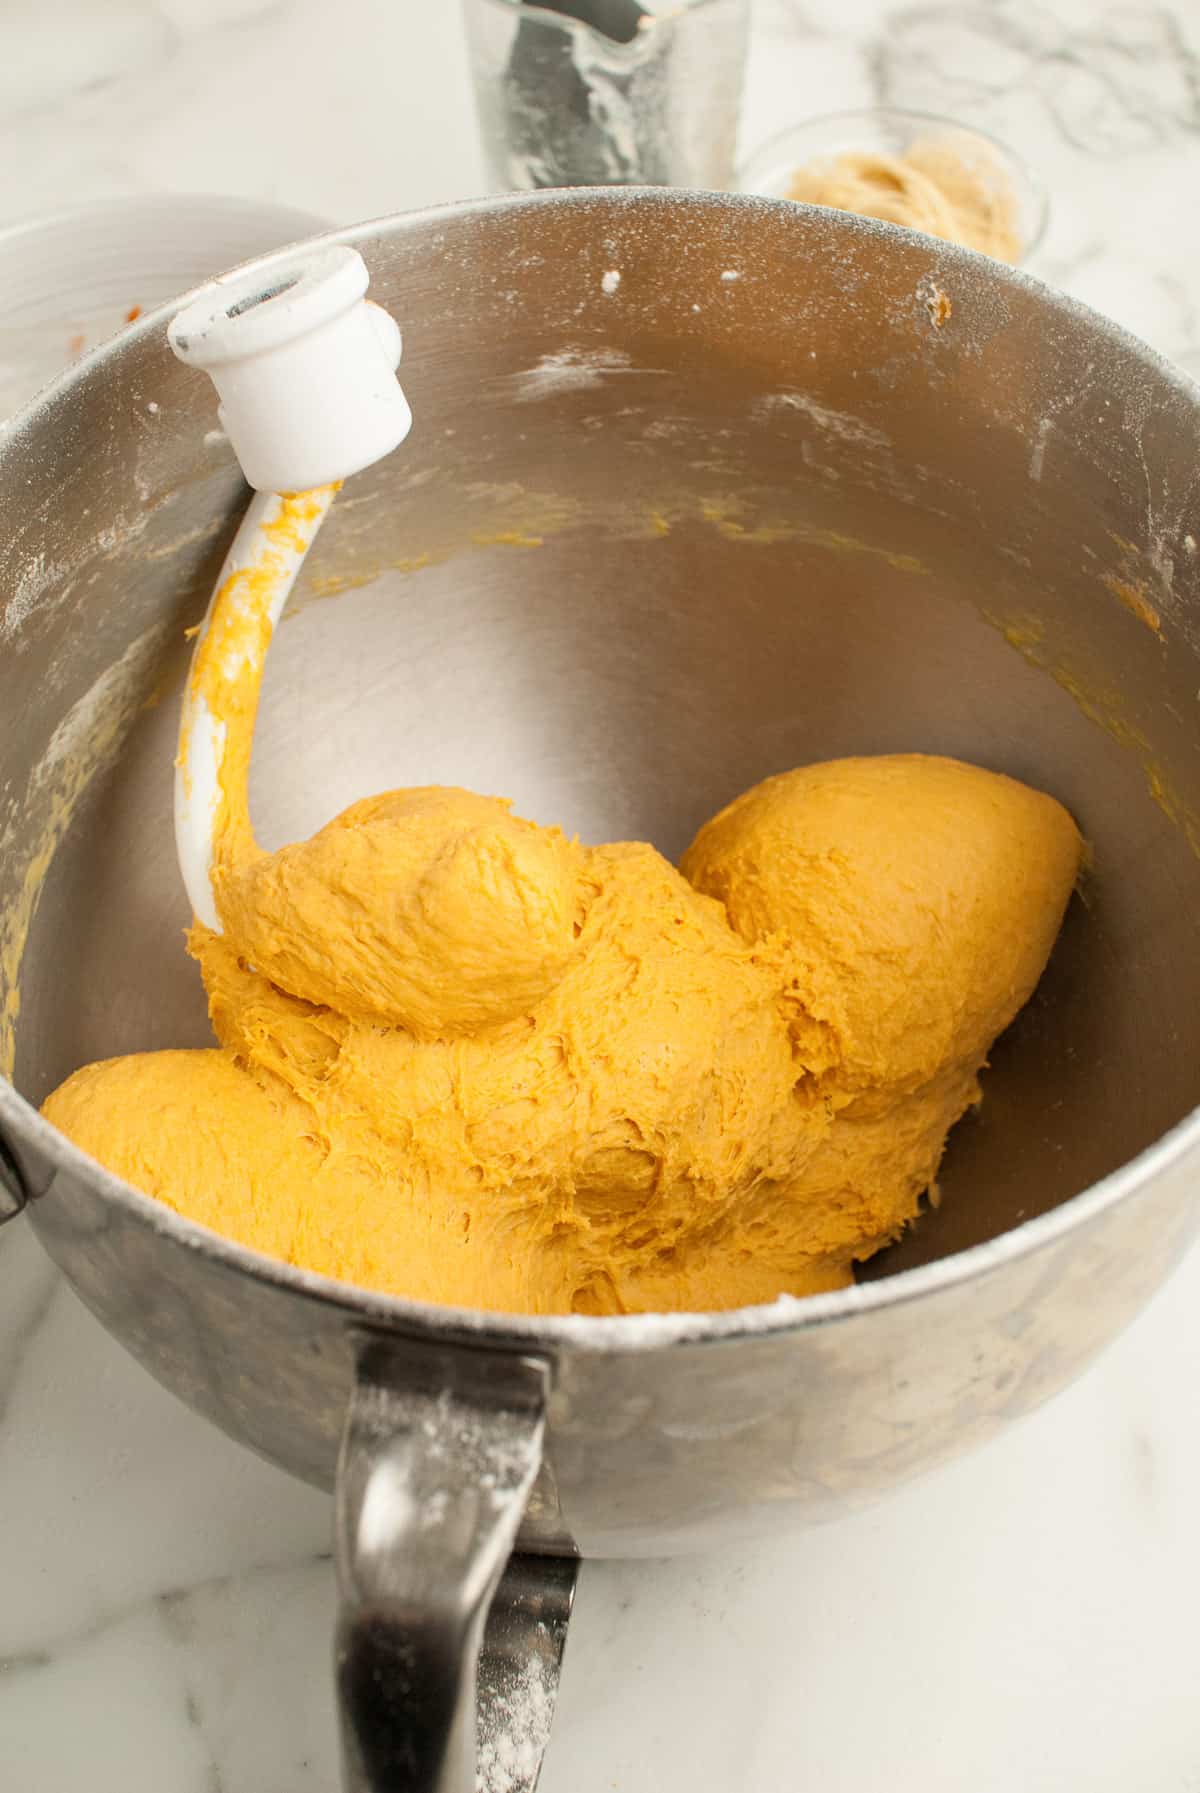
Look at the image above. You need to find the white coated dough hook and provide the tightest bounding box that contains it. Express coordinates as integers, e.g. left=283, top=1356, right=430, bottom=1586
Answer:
left=169, top=245, right=411, bottom=932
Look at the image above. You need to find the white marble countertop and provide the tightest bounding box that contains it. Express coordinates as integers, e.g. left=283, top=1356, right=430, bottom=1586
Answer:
left=3, top=0, right=1200, bottom=1787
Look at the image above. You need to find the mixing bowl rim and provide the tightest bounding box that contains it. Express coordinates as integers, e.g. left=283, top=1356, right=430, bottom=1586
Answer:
left=4, top=185, right=1199, bottom=1354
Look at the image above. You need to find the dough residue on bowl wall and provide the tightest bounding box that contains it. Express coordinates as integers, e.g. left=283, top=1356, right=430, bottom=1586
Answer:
left=0, top=625, right=169, bottom=1078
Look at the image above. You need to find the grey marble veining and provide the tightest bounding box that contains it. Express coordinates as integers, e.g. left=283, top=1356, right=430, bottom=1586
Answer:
left=744, top=0, right=1200, bottom=361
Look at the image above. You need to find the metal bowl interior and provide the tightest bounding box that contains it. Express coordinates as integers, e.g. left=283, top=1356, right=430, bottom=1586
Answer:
left=2, top=191, right=1200, bottom=1546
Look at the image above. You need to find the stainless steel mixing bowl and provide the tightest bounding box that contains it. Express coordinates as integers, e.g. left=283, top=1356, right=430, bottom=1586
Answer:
left=2, top=190, right=1199, bottom=1792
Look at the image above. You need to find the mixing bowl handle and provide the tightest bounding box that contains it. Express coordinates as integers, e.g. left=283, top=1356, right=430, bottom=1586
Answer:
left=335, top=1333, right=572, bottom=1792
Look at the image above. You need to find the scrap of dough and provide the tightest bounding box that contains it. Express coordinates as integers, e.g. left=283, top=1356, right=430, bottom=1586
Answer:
left=43, top=754, right=1081, bottom=1315
left=786, top=136, right=1022, bottom=262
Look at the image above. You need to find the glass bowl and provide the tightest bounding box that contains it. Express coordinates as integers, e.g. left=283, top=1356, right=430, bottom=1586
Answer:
left=738, top=107, right=1048, bottom=265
